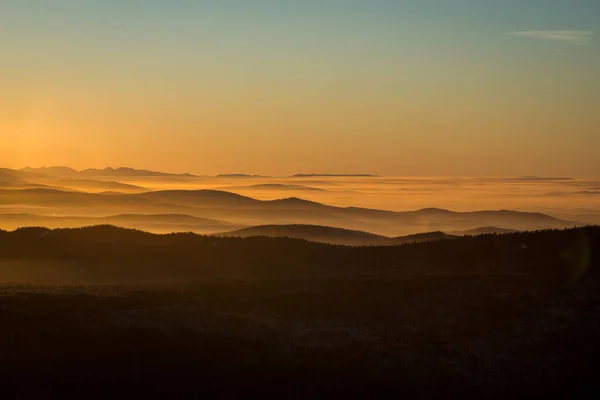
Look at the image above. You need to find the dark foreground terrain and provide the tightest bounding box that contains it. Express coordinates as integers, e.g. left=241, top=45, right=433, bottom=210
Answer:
left=1, top=226, right=599, bottom=397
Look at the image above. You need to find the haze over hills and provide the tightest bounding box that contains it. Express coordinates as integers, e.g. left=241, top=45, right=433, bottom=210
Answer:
left=0, top=213, right=521, bottom=244
left=22, top=166, right=198, bottom=178
left=0, top=213, right=239, bottom=234
left=515, top=176, right=575, bottom=181
left=2, top=0, right=599, bottom=395
left=218, top=224, right=461, bottom=246
left=0, top=168, right=52, bottom=184
left=18, top=167, right=376, bottom=180
left=1, top=169, right=149, bottom=193
left=220, top=184, right=326, bottom=192
left=216, top=174, right=270, bottom=178
left=218, top=224, right=388, bottom=246
left=0, top=169, right=26, bottom=185
left=20, top=166, right=80, bottom=178
left=0, top=187, right=579, bottom=237
left=0, top=166, right=597, bottom=237
left=54, top=179, right=148, bottom=193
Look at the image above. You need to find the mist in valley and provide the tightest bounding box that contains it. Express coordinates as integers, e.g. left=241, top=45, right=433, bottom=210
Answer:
left=1, top=167, right=598, bottom=242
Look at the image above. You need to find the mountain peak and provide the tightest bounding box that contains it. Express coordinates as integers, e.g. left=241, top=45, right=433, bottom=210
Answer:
left=270, top=197, right=324, bottom=206
left=414, top=207, right=455, bottom=214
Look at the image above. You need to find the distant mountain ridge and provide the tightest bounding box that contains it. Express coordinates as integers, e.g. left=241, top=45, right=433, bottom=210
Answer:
left=56, top=179, right=147, bottom=192
left=1, top=168, right=51, bottom=184
left=221, top=184, right=326, bottom=192
left=218, top=224, right=458, bottom=246
left=22, top=166, right=198, bottom=178
left=216, top=174, right=269, bottom=178
left=0, top=213, right=525, bottom=245
left=292, top=174, right=378, bottom=178
left=20, top=166, right=80, bottom=177
left=0, top=187, right=578, bottom=237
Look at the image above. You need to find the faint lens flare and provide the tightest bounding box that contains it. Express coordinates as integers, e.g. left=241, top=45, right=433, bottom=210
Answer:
left=560, top=229, right=591, bottom=285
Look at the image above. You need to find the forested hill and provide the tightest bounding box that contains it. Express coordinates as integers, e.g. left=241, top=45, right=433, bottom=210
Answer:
left=0, top=225, right=597, bottom=283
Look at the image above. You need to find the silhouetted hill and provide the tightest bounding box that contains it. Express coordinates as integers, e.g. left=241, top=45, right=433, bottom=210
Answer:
left=22, top=166, right=198, bottom=178
left=1, top=225, right=599, bottom=396
left=410, top=207, right=456, bottom=215
left=469, top=209, right=559, bottom=221
left=81, top=167, right=197, bottom=177
left=573, top=190, right=600, bottom=196
left=137, top=190, right=261, bottom=208
left=387, top=231, right=458, bottom=245
left=0, top=213, right=238, bottom=234
left=0, top=181, right=66, bottom=191
left=292, top=173, right=378, bottom=177
left=216, top=174, right=269, bottom=178
left=266, top=197, right=327, bottom=208
left=453, top=226, right=518, bottom=235
left=57, top=179, right=148, bottom=193
left=5, top=169, right=147, bottom=193
left=21, top=166, right=80, bottom=177
left=0, top=224, right=597, bottom=282
left=218, top=225, right=460, bottom=246
left=517, top=176, right=574, bottom=181
left=0, top=169, right=26, bottom=185
left=0, top=168, right=51, bottom=184
left=218, top=224, right=388, bottom=246
left=222, top=184, right=326, bottom=192
left=0, top=188, right=578, bottom=236
left=470, top=176, right=575, bottom=182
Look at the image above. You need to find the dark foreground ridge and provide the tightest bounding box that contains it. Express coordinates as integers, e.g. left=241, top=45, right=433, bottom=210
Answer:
left=292, top=173, right=379, bottom=177
left=0, top=225, right=599, bottom=397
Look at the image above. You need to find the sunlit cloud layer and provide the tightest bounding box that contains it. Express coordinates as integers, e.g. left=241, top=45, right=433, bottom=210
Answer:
left=508, top=30, right=594, bottom=46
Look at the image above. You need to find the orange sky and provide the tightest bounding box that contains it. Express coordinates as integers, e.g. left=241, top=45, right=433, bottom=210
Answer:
left=1, top=1, right=599, bottom=177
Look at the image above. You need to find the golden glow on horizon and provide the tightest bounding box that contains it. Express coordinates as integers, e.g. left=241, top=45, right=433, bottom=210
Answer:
left=2, top=83, right=598, bottom=177
left=1, top=3, right=598, bottom=177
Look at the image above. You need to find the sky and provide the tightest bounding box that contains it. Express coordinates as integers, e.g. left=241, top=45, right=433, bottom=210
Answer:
left=1, top=0, right=599, bottom=176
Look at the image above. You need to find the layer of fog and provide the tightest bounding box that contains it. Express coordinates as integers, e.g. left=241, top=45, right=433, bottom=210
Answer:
left=121, top=176, right=600, bottom=216
left=1, top=170, right=599, bottom=237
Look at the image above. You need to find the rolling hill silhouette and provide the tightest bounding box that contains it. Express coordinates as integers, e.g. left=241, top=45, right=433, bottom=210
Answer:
left=21, top=166, right=80, bottom=177
left=137, top=189, right=261, bottom=208
left=1, top=224, right=598, bottom=397
left=56, top=179, right=148, bottom=193
left=0, top=224, right=596, bottom=282
left=0, top=188, right=577, bottom=236
left=0, top=213, right=239, bottom=234
left=292, top=173, right=378, bottom=177
left=3, top=168, right=149, bottom=193
left=218, top=224, right=388, bottom=245
left=0, top=169, right=26, bottom=185
left=0, top=168, right=51, bottom=184
left=22, top=166, right=198, bottom=178
left=452, top=226, right=518, bottom=235
left=221, top=184, right=326, bottom=192
left=216, top=173, right=269, bottom=178
left=218, top=224, right=459, bottom=246
left=386, top=231, right=457, bottom=245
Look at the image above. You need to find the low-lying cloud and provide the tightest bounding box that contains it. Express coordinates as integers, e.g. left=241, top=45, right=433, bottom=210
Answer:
left=508, top=30, right=594, bottom=46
